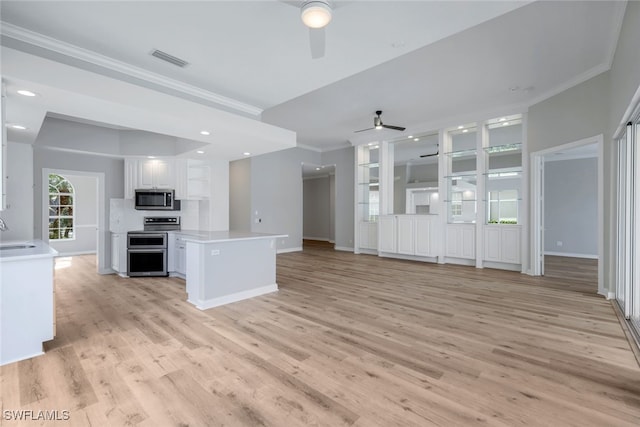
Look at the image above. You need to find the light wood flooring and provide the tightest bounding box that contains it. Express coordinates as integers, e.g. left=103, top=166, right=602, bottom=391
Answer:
left=1, top=247, right=639, bottom=426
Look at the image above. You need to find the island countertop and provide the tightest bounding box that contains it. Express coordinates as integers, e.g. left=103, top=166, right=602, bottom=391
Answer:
left=0, top=240, right=58, bottom=261
left=176, top=230, right=287, bottom=244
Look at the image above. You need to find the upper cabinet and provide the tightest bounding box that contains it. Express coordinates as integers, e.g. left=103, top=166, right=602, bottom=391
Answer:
left=138, top=158, right=174, bottom=189
left=124, top=157, right=210, bottom=201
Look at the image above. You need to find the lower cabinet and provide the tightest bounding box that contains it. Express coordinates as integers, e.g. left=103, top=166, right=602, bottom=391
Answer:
left=484, top=225, right=521, bottom=264
left=379, top=215, right=439, bottom=258
left=446, top=223, right=475, bottom=259
left=111, top=233, right=127, bottom=275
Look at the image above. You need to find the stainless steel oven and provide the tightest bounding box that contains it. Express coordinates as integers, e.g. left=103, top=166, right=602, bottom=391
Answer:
left=127, top=232, right=167, bottom=277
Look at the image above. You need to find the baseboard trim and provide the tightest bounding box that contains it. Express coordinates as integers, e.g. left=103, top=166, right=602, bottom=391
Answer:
left=55, top=250, right=97, bottom=257
left=544, top=251, right=598, bottom=259
left=188, top=284, right=278, bottom=310
left=334, top=246, right=354, bottom=252
left=277, top=247, right=302, bottom=254
left=378, top=252, right=438, bottom=264
left=303, top=237, right=332, bottom=242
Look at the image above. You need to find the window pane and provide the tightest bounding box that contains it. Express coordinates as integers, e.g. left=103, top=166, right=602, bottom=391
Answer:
left=59, top=195, right=73, bottom=206
left=49, top=207, right=58, bottom=216
left=49, top=229, right=59, bottom=240
left=49, top=195, right=59, bottom=206
left=501, top=201, right=518, bottom=220
left=489, top=201, right=499, bottom=222
left=60, top=218, right=73, bottom=228
left=501, top=189, right=518, bottom=200
left=60, top=206, right=73, bottom=216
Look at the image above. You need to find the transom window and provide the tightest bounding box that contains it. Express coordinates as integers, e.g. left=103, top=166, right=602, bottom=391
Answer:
left=49, top=174, right=75, bottom=240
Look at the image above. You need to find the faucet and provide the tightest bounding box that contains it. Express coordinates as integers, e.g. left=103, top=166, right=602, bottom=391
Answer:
left=0, top=217, right=8, bottom=232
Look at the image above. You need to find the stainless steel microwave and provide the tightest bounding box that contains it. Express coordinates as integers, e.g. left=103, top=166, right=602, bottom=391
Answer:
left=134, top=189, right=181, bottom=211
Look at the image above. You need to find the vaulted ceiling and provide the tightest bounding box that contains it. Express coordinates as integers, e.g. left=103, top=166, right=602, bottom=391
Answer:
left=0, top=1, right=627, bottom=158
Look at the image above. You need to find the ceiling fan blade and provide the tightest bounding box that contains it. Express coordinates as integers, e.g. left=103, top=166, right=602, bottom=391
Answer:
left=309, top=27, right=325, bottom=59
left=354, top=127, right=375, bottom=133
left=419, top=151, right=439, bottom=158
left=382, top=124, right=406, bottom=131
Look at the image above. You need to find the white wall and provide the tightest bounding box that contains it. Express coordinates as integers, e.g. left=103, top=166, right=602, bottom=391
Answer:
left=229, top=158, right=251, bottom=231
left=544, top=158, right=598, bottom=257
left=47, top=173, right=98, bottom=255
left=321, top=147, right=354, bottom=251
left=303, top=176, right=331, bottom=241
left=250, top=147, right=321, bottom=251
left=0, top=141, right=33, bottom=242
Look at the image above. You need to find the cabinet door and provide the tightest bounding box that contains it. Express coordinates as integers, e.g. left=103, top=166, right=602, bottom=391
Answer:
left=138, top=160, right=155, bottom=188
left=461, top=226, right=476, bottom=259
left=176, top=240, right=186, bottom=275
left=484, top=226, right=502, bottom=261
left=368, top=222, right=378, bottom=250
left=111, top=233, right=119, bottom=271
left=359, top=222, right=371, bottom=249
left=501, top=227, right=521, bottom=264
left=397, top=216, right=415, bottom=255
left=174, top=159, right=188, bottom=200
left=124, top=158, right=138, bottom=198
left=154, top=159, right=174, bottom=188
left=446, top=225, right=460, bottom=257
left=415, top=216, right=433, bottom=257
left=378, top=216, right=396, bottom=253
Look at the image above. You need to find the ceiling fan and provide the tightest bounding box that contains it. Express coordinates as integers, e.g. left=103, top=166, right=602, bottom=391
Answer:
left=355, top=110, right=407, bottom=133
left=281, top=0, right=339, bottom=59
left=420, top=145, right=439, bottom=158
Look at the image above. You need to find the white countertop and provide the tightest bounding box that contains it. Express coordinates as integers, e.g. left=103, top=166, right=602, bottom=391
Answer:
left=0, top=240, right=58, bottom=261
left=175, top=230, right=287, bottom=244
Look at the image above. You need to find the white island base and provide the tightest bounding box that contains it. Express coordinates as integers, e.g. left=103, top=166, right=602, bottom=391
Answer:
left=182, top=231, right=286, bottom=310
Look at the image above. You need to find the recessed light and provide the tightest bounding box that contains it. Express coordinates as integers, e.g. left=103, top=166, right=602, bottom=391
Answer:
left=458, top=125, right=464, bottom=129
left=498, top=117, right=506, bottom=122
left=9, top=124, right=27, bottom=130
left=372, top=145, right=379, bottom=149
left=315, top=167, right=321, bottom=171
left=243, top=152, right=251, bottom=156
left=196, top=150, right=205, bottom=154
left=509, top=86, right=520, bottom=92
left=462, top=129, right=469, bottom=133
left=147, top=156, right=156, bottom=159
left=502, top=122, right=509, bottom=126
left=408, top=135, right=413, bottom=139
left=414, top=138, right=419, bottom=142
left=17, top=90, right=37, bottom=97
left=368, top=143, right=373, bottom=146
left=200, top=130, right=210, bottom=136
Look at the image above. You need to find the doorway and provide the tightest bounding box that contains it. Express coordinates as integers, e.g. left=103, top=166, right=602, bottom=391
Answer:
left=42, top=169, right=105, bottom=271
left=531, top=135, right=604, bottom=296
left=302, top=163, right=336, bottom=248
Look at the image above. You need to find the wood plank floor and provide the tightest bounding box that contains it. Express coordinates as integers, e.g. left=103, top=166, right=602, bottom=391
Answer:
left=544, top=255, right=598, bottom=294
left=1, top=246, right=639, bottom=426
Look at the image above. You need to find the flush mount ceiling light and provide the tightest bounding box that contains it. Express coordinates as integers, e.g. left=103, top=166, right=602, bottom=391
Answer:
left=200, top=130, right=210, bottom=136
left=301, top=0, right=332, bottom=29
left=243, top=152, right=251, bottom=156
left=196, top=150, right=205, bottom=154
left=9, top=124, right=27, bottom=130
left=17, top=89, right=37, bottom=97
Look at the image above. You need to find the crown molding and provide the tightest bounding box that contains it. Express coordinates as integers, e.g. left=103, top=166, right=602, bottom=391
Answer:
left=0, top=22, right=263, bottom=117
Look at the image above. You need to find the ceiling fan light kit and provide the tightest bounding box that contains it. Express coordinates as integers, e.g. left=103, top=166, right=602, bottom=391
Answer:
left=301, top=1, right=333, bottom=29
left=355, top=110, right=406, bottom=133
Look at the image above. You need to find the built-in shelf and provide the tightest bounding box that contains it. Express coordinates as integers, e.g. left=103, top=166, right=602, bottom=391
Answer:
left=484, top=143, right=522, bottom=154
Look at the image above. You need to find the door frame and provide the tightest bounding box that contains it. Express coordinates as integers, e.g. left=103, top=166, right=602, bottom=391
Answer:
left=530, top=134, right=605, bottom=296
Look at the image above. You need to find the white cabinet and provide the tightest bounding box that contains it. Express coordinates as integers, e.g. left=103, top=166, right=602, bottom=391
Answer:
left=111, top=233, right=127, bottom=275
left=379, top=215, right=439, bottom=258
left=124, top=158, right=176, bottom=198
left=378, top=216, right=396, bottom=253
left=138, top=158, right=174, bottom=189
left=358, top=222, right=378, bottom=251
left=484, top=225, right=521, bottom=264
left=397, top=216, right=415, bottom=255
left=168, top=234, right=187, bottom=276
left=175, top=159, right=210, bottom=200
left=446, top=223, right=475, bottom=259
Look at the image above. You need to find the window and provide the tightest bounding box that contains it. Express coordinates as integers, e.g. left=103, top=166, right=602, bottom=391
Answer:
left=48, top=174, right=75, bottom=240
left=451, top=191, right=462, bottom=216
left=368, top=184, right=379, bottom=220
left=488, top=190, right=518, bottom=224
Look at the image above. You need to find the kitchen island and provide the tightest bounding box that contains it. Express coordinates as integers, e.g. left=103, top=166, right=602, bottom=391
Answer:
left=0, top=240, right=57, bottom=366
left=179, top=231, right=286, bottom=310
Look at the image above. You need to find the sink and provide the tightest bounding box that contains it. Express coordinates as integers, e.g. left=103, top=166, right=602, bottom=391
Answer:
left=0, top=244, right=37, bottom=250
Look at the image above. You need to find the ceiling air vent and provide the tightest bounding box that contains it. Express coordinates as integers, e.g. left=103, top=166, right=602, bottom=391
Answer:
left=150, top=49, right=189, bottom=68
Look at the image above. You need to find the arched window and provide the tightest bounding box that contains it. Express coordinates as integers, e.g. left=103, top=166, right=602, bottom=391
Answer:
left=48, top=174, right=75, bottom=240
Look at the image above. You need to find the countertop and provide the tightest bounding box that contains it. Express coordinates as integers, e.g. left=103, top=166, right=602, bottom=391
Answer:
left=0, top=240, right=58, bottom=261
left=173, top=230, right=287, bottom=244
